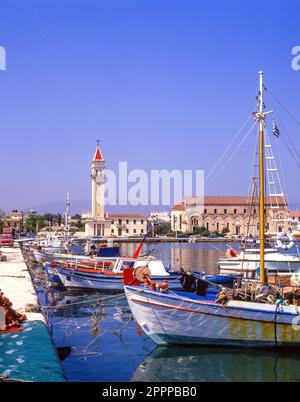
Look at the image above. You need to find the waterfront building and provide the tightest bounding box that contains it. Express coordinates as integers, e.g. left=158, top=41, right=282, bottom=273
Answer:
left=84, top=145, right=147, bottom=237
left=108, top=214, right=147, bottom=237
left=171, top=196, right=289, bottom=235
left=148, top=212, right=171, bottom=225
left=289, top=211, right=300, bottom=230
left=3, top=210, right=24, bottom=232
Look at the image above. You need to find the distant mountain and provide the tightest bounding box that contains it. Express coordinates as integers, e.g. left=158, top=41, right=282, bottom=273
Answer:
left=24, top=199, right=90, bottom=215
left=24, top=199, right=168, bottom=216
left=19, top=199, right=300, bottom=216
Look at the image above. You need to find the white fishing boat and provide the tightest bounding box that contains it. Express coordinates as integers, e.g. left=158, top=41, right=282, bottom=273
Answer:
left=52, top=258, right=182, bottom=291
left=218, top=240, right=300, bottom=278
left=124, top=72, right=300, bottom=347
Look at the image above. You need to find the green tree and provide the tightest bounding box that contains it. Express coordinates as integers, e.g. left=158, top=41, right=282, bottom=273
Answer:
left=56, top=213, right=62, bottom=226
left=43, top=213, right=56, bottom=225
left=154, top=223, right=171, bottom=236
left=25, top=214, right=46, bottom=233
left=72, top=214, right=84, bottom=231
left=192, top=226, right=210, bottom=236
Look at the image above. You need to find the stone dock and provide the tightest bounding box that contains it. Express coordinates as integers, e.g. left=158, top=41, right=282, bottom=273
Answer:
left=0, top=246, right=65, bottom=382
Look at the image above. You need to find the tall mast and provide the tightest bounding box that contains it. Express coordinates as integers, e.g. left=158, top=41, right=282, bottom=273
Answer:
left=258, top=71, right=266, bottom=283
left=64, top=191, right=70, bottom=237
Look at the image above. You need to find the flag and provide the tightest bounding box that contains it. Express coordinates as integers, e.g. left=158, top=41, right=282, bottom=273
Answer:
left=272, top=121, right=280, bottom=137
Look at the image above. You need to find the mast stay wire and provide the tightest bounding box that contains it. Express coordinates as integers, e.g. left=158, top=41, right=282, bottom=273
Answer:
left=264, top=86, right=300, bottom=167
left=217, top=121, right=257, bottom=174
left=205, top=112, right=255, bottom=185
left=274, top=111, right=300, bottom=169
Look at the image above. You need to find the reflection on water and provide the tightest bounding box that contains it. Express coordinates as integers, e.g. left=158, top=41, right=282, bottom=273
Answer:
left=32, top=242, right=300, bottom=382
left=41, top=290, right=154, bottom=382
left=120, top=241, right=227, bottom=274
left=131, top=347, right=300, bottom=382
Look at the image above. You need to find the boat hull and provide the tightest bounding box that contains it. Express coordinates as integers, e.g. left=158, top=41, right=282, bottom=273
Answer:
left=219, top=259, right=300, bottom=277
left=56, top=269, right=182, bottom=291
left=125, top=286, right=300, bottom=347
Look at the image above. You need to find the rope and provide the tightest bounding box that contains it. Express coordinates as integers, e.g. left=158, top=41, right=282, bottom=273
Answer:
left=265, top=87, right=300, bottom=167
left=205, top=112, right=255, bottom=184
left=41, top=293, right=127, bottom=310
left=219, top=121, right=257, bottom=172
left=274, top=301, right=280, bottom=347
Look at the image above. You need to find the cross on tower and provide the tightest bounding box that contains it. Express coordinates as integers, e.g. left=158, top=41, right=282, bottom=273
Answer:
left=97, top=139, right=100, bottom=147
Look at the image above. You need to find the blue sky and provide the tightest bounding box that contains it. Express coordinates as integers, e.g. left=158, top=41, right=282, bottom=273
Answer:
left=0, top=0, right=300, bottom=213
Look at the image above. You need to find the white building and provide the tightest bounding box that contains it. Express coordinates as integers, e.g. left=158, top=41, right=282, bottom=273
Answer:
left=148, top=212, right=170, bottom=225
left=84, top=145, right=147, bottom=237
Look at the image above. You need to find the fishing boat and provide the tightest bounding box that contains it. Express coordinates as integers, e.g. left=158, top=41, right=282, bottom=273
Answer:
left=49, top=257, right=182, bottom=291
left=44, top=256, right=234, bottom=291
left=218, top=239, right=300, bottom=278
left=124, top=72, right=300, bottom=347
left=217, top=125, right=300, bottom=278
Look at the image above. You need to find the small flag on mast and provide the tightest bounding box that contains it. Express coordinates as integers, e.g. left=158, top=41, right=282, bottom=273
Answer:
left=272, top=121, right=280, bottom=137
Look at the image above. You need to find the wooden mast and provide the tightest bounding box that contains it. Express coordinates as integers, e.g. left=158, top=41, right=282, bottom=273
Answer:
left=258, top=71, right=266, bottom=284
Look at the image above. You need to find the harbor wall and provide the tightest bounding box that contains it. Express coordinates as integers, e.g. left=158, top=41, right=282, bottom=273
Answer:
left=0, top=246, right=65, bottom=382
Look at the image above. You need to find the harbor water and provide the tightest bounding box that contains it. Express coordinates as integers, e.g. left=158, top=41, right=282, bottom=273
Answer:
left=31, top=242, right=300, bottom=382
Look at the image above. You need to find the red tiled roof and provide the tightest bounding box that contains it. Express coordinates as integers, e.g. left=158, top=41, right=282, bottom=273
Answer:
left=93, top=146, right=104, bottom=161
left=172, top=204, right=186, bottom=211
left=203, top=196, right=286, bottom=206
left=107, top=214, right=147, bottom=218
left=289, top=211, right=300, bottom=218
left=173, top=196, right=287, bottom=209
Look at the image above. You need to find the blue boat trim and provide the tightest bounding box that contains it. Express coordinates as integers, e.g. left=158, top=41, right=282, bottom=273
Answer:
left=126, top=286, right=299, bottom=317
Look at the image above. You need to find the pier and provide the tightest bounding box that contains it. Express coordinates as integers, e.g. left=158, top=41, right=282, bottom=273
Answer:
left=0, top=246, right=65, bottom=382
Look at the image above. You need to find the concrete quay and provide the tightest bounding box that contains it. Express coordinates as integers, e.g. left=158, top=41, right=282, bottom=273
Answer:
left=0, top=246, right=65, bottom=382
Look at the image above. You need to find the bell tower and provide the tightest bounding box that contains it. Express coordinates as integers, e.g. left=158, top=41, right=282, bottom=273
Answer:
left=91, top=143, right=105, bottom=221
left=85, top=142, right=107, bottom=236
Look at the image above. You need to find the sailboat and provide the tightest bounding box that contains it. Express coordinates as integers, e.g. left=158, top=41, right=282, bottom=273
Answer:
left=124, top=72, right=300, bottom=347
left=217, top=132, right=300, bottom=278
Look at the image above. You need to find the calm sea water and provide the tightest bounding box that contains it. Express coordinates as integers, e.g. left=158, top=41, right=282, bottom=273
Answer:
left=33, top=242, right=300, bottom=382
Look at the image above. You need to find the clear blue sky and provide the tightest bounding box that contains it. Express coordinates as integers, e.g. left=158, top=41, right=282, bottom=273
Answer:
left=0, top=0, right=300, bottom=212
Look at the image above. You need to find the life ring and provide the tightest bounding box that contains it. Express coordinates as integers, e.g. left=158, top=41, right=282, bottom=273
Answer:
left=276, top=232, right=294, bottom=250
left=226, top=248, right=239, bottom=258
